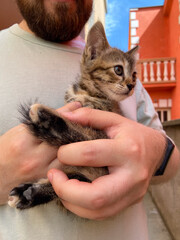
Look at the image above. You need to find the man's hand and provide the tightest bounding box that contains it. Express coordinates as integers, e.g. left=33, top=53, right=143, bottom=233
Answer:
left=47, top=107, right=179, bottom=220
left=0, top=102, right=81, bottom=204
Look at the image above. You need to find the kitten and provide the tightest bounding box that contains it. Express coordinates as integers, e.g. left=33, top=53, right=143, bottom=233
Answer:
left=8, top=21, right=138, bottom=210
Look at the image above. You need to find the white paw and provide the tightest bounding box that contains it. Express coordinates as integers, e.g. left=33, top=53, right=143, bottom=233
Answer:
left=8, top=196, right=20, bottom=208
left=29, top=104, right=42, bottom=123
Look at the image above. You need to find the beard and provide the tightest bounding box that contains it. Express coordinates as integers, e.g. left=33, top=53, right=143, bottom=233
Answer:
left=16, top=0, right=92, bottom=42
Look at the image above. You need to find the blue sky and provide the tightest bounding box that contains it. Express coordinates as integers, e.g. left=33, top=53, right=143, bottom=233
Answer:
left=106, top=0, right=164, bottom=51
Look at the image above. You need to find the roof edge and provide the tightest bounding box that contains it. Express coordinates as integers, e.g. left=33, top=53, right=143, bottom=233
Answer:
left=130, top=5, right=163, bottom=11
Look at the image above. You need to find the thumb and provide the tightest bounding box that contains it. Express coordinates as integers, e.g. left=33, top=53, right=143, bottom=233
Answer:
left=56, top=102, right=82, bottom=114
left=47, top=169, right=68, bottom=198
left=61, top=108, right=126, bottom=130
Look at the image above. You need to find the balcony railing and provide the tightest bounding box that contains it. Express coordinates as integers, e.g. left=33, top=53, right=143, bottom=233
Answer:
left=137, top=57, right=176, bottom=85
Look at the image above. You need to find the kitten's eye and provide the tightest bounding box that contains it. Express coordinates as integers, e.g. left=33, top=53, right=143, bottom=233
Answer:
left=114, top=65, right=123, bottom=76
left=132, top=71, right=137, bottom=82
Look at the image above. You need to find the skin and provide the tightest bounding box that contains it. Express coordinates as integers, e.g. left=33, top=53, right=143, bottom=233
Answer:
left=0, top=102, right=81, bottom=204
left=46, top=105, right=180, bottom=219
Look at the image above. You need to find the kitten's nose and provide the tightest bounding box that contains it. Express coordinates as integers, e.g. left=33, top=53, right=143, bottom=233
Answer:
left=127, top=84, right=134, bottom=91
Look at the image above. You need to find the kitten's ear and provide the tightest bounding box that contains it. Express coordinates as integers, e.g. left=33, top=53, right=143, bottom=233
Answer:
left=83, top=21, right=110, bottom=61
left=127, top=46, right=139, bottom=60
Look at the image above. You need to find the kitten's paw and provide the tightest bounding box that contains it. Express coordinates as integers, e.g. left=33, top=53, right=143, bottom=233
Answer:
left=29, top=104, right=42, bottom=123
left=29, top=104, right=58, bottom=127
left=8, top=183, right=35, bottom=209
left=8, top=180, right=57, bottom=209
left=20, top=102, right=70, bottom=146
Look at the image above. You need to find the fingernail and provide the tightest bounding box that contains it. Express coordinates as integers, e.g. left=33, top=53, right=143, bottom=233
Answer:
left=73, top=101, right=82, bottom=109
left=48, top=172, right=53, bottom=183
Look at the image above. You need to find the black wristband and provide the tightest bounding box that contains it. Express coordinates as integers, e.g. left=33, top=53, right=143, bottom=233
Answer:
left=154, top=137, right=175, bottom=176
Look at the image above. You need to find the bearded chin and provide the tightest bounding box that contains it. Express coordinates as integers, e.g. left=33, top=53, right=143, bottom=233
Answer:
left=16, top=0, right=92, bottom=42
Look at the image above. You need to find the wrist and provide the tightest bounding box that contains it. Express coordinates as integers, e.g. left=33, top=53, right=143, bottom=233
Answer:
left=154, top=137, right=175, bottom=176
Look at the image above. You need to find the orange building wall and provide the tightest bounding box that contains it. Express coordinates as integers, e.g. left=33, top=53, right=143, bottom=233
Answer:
left=149, top=90, right=172, bottom=100
left=136, top=7, right=169, bottom=58
left=129, top=1, right=180, bottom=120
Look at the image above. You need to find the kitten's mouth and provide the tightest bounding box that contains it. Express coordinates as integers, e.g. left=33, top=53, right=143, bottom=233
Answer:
left=125, top=89, right=134, bottom=96
left=107, top=88, right=134, bottom=101
left=109, top=89, right=120, bottom=96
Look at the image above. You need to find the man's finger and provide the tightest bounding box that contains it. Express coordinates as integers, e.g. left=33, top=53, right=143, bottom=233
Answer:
left=47, top=158, right=63, bottom=171
left=47, top=168, right=132, bottom=210
left=56, top=102, right=82, bottom=114
left=58, top=139, right=123, bottom=167
left=61, top=108, right=126, bottom=130
left=60, top=200, right=112, bottom=220
left=61, top=194, right=137, bottom=220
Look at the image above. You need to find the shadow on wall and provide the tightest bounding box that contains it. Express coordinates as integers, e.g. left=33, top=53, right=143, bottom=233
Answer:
left=0, top=0, right=22, bottom=30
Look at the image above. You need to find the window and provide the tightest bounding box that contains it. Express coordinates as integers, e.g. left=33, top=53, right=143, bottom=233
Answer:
left=157, top=109, right=171, bottom=122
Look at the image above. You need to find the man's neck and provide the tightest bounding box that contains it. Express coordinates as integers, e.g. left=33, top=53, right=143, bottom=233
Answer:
left=19, top=20, right=34, bottom=35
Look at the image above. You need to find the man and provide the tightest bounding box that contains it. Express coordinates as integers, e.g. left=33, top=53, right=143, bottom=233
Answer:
left=0, top=0, right=179, bottom=239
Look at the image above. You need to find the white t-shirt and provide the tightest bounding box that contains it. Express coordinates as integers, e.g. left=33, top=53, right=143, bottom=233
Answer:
left=0, top=24, right=163, bottom=240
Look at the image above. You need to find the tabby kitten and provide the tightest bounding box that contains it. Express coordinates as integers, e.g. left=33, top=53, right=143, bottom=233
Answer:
left=8, top=21, right=138, bottom=210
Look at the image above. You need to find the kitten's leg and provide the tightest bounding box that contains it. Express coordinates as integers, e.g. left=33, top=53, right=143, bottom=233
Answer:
left=20, top=103, right=107, bottom=147
left=65, top=92, right=112, bottom=112
left=20, top=103, right=71, bottom=146
left=12, top=103, right=108, bottom=210
left=8, top=179, right=57, bottom=209
left=8, top=170, right=96, bottom=209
